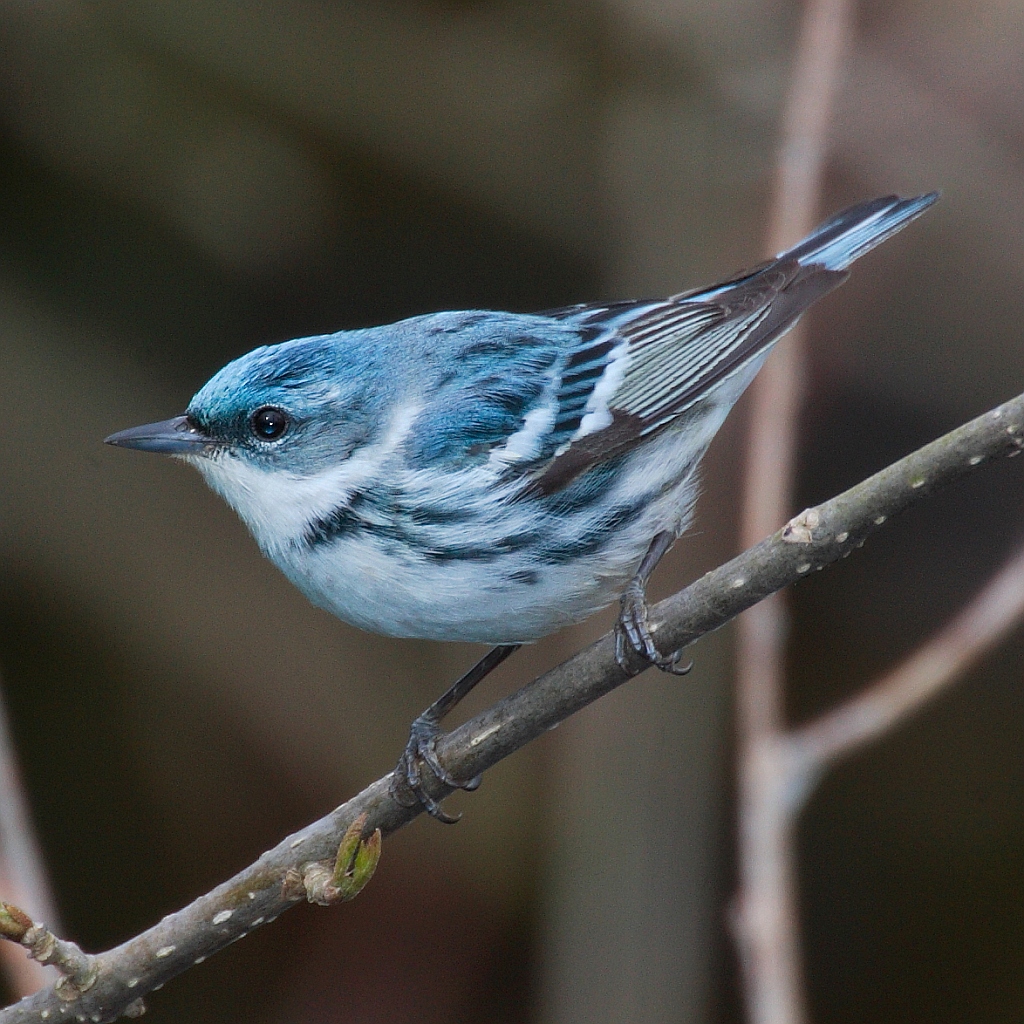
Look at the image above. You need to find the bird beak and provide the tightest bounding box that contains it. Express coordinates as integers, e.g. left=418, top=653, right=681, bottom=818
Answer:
left=104, top=415, right=217, bottom=455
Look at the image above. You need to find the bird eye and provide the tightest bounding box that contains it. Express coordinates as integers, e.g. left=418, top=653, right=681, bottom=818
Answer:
left=251, top=406, right=289, bottom=441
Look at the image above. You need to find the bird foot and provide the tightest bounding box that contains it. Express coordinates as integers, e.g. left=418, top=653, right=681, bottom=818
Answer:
left=390, top=715, right=481, bottom=824
left=615, top=581, right=693, bottom=676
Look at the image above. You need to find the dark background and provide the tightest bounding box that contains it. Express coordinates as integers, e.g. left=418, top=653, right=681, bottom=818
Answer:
left=2, top=1, right=1024, bottom=1022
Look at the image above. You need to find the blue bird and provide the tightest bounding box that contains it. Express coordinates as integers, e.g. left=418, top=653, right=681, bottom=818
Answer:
left=106, top=193, right=937, bottom=820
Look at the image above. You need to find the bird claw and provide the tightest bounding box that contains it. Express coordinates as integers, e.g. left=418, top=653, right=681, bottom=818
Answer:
left=615, top=582, right=692, bottom=676
left=390, top=716, right=478, bottom=824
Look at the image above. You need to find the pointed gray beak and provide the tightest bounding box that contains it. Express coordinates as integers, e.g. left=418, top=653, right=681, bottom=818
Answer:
left=104, top=415, right=218, bottom=455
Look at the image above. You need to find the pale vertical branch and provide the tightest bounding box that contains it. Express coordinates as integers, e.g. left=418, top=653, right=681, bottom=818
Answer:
left=732, top=2, right=853, bottom=1023
left=0, top=673, right=59, bottom=997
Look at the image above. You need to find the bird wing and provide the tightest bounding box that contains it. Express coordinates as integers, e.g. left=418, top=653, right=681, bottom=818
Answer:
left=522, top=258, right=844, bottom=494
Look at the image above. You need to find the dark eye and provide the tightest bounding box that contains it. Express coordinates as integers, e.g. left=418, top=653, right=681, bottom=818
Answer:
left=251, top=406, right=289, bottom=441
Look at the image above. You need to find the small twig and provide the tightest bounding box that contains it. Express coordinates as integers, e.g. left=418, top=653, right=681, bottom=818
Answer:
left=0, top=385, right=1020, bottom=1023
left=734, top=2, right=853, bottom=1022
left=0, top=905, right=101, bottom=1008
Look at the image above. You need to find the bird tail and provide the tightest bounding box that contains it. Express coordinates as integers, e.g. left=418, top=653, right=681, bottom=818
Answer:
left=782, top=192, right=939, bottom=271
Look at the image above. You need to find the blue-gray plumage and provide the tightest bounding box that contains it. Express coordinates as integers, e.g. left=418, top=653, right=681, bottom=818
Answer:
left=106, top=193, right=937, bottom=819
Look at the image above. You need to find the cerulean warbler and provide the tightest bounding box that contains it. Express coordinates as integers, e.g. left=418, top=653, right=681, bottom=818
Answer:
left=107, top=193, right=937, bottom=820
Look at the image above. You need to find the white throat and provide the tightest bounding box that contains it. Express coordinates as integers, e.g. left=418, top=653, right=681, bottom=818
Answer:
left=188, top=404, right=420, bottom=558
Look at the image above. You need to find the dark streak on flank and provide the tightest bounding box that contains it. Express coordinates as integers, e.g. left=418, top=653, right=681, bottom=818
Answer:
left=422, top=530, right=541, bottom=564
left=305, top=489, right=476, bottom=549
left=535, top=457, right=698, bottom=564
left=506, top=569, right=539, bottom=585
left=535, top=499, right=647, bottom=564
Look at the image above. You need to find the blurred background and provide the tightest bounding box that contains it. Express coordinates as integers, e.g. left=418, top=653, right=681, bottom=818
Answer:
left=1, top=0, right=1023, bottom=1021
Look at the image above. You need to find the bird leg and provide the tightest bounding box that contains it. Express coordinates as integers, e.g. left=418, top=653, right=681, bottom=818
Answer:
left=615, top=530, right=693, bottom=676
left=391, top=643, right=521, bottom=823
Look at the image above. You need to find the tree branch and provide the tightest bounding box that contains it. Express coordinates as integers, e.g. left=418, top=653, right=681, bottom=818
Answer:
left=1, top=391, right=1023, bottom=1023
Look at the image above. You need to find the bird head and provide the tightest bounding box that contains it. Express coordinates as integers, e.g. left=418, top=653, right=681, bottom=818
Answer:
left=105, top=334, right=397, bottom=552
left=106, top=335, right=388, bottom=473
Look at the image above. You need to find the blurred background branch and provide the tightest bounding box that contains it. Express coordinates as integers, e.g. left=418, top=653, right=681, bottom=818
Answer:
left=792, top=538, right=1024, bottom=774
left=734, top=2, right=851, bottom=1023
left=0, top=672, right=58, bottom=999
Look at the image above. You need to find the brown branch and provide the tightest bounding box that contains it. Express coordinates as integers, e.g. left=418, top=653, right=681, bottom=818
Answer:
left=733, top=1, right=853, bottom=1022
left=0, top=390, right=1022, bottom=1023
